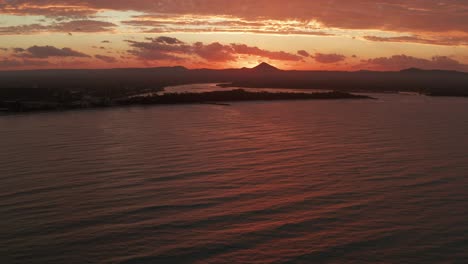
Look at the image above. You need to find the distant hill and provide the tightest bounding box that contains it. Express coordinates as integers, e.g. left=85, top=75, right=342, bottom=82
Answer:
left=251, top=62, right=281, bottom=72
left=400, top=67, right=465, bottom=74
left=1, top=63, right=468, bottom=100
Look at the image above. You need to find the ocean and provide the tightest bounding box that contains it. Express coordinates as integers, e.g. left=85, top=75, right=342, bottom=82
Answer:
left=1, top=89, right=468, bottom=263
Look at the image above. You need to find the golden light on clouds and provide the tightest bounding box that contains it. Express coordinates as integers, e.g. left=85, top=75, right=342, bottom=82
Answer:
left=0, top=0, right=467, bottom=71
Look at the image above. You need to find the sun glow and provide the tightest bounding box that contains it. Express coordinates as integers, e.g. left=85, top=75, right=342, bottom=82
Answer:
left=0, top=1, right=467, bottom=71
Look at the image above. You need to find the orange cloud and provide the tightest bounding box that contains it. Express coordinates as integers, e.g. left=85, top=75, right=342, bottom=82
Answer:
left=230, top=44, right=303, bottom=61
left=121, top=16, right=332, bottom=36
left=126, top=37, right=192, bottom=61
left=0, top=1, right=97, bottom=17
left=312, top=53, right=347, bottom=64
left=127, top=36, right=303, bottom=63
left=193, top=42, right=236, bottom=62
left=94, top=54, right=117, bottom=63
left=2, top=1, right=467, bottom=48
left=364, top=35, right=468, bottom=46
left=2, top=1, right=467, bottom=33
left=14, top=45, right=90, bottom=58
left=0, top=20, right=116, bottom=34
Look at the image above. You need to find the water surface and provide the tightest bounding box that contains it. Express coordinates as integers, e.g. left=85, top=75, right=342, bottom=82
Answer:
left=1, top=93, right=468, bottom=263
left=135, top=83, right=330, bottom=96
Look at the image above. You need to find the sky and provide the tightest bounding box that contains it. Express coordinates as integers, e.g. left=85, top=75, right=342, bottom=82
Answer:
left=0, top=0, right=468, bottom=71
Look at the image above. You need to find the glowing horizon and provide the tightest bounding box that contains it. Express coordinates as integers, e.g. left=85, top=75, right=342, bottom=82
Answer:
left=1, top=1, right=467, bottom=71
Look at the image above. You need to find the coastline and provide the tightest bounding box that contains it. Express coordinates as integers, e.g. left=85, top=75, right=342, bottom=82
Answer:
left=0, top=89, right=374, bottom=115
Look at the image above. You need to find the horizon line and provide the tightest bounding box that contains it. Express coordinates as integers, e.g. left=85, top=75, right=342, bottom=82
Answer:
left=0, top=64, right=466, bottom=73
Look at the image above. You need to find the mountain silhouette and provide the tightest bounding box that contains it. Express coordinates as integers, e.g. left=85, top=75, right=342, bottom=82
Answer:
left=252, top=62, right=280, bottom=72
left=1, top=65, right=468, bottom=101
left=400, top=67, right=462, bottom=74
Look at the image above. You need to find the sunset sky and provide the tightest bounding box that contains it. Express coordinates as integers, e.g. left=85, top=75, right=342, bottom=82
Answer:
left=1, top=0, right=467, bottom=71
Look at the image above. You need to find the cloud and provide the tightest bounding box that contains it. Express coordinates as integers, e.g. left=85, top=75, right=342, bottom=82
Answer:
left=126, top=36, right=192, bottom=61
left=52, top=20, right=116, bottom=33
left=94, top=54, right=117, bottom=63
left=0, top=1, right=97, bottom=17
left=2, top=1, right=467, bottom=49
left=15, top=45, right=90, bottom=58
left=150, top=36, right=184, bottom=45
left=230, top=44, right=303, bottom=61
left=312, top=53, right=346, bottom=63
left=0, top=58, right=52, bottom=68
left=0, top=23, right=48, bottom=35
left=297, top=50, right=310, bottom=57
left=2, top=1, right=467, bottom=34
left=363, top=55, right=468, bottom=71
left=122, top=15, right=333, bottom=36
left=193, top=42, right=236, bottom=62
left=0, top=20, right=116, bottom=35
left=363, top=35, right=468, bottom=46
left=127, top=36, right=302, bottom=62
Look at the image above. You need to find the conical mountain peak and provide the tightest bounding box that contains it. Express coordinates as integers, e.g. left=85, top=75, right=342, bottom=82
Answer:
left=252, top=62, right=280, bottom=72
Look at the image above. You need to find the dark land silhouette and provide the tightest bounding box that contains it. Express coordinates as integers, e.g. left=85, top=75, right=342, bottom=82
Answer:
left=0, top=63, right=467, bottom=112
left=120, top=89, right=373, bottom=105
left=0, top=89, right=373, bottom=113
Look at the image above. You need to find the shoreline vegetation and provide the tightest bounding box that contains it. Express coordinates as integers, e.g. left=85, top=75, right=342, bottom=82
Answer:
left=1, top=63, right=467, bottom=114
left=121, top=89, right=374, bottom=105
left=0, top=89, right=373, bottom=114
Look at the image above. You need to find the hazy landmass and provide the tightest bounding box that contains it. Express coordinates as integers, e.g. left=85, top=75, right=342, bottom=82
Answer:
left=0, top=63, right=467, bottom=113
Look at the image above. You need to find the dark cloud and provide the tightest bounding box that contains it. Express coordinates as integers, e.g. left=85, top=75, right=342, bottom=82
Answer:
left=95, top=54, right=117, bottom=63
left=150, top=36, right=185, bottom=45
left=297, top=50, right=310, bottom=57
left=231, top=44, right=303, bottom=61
left=15, top=45, right=90, bottom=58
left=127, top=36, right=303, bottom=62
left=193, top=42, right=236, bottom=62
left=312, top=53, right=346, bottom=63
left=0, top=23, right=48, bottom=35
left=126, top=37, right=192, bottom=61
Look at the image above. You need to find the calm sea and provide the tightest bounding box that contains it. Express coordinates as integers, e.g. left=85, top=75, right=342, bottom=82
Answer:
left=1, top=89, right=468, bottom=263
